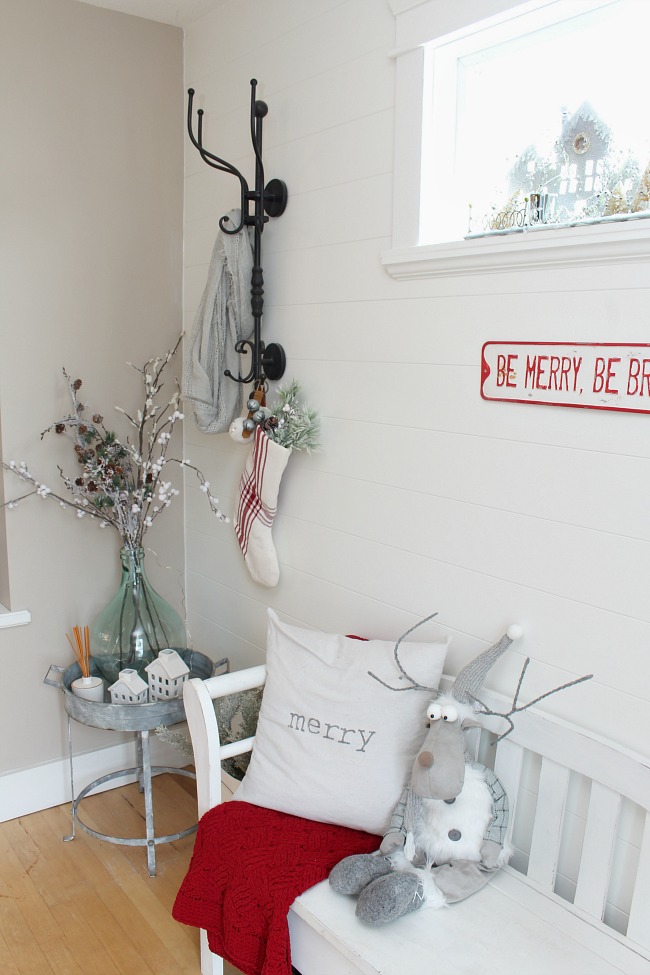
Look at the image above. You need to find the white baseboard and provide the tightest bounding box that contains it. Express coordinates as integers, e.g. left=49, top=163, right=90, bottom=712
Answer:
left=1, top=736, right=191, bottom=823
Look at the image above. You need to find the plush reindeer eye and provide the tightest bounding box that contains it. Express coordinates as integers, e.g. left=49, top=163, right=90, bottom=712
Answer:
left=441, top=706, right=459, bottom=723
left=427, top=703, right=442, bottom=721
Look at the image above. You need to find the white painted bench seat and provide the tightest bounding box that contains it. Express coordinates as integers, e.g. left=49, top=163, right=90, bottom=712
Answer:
left=183, top=667, right=650, bottom=975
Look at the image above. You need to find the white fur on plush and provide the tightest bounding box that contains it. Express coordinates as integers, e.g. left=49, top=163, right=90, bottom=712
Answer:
left=496, top=838, right=515, bottom=868
left=414, top=766, right=494, bottom=865
left=386, top=763, right=507, bottom=911
left=389, top=851, right=447, bottom=910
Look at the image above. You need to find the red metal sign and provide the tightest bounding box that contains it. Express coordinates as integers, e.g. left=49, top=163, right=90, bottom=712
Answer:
left=481, top=342, right=650, bottom=413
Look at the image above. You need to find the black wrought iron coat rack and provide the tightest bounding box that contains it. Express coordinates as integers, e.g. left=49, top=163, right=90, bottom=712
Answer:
left=186, top=79, right=288, bottom=385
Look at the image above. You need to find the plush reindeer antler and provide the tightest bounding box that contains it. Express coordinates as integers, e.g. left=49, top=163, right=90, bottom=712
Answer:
left=368, top=612, right=441, bottom=692
left=369, top=616, right=592, bottom=736
left=468, top=657, right=593, bottom=742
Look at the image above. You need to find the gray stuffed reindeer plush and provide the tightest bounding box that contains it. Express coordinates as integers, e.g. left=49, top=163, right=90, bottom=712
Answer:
left=330, top=620, right=591, bottom=925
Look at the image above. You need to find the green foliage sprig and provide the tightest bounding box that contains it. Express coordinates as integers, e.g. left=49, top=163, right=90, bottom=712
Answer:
left=154, top=686, right=263, bottom=780
left=265, top=380, right=320, bottom=452
left=214, top=687, right=264, bottom=780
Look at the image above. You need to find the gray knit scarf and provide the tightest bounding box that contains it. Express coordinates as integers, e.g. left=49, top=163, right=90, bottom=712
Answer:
left=183, top=209, right=254, bottom=434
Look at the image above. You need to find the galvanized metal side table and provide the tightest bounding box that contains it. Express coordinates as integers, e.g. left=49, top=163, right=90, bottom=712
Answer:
left=45, top=650, right=221, bottom=877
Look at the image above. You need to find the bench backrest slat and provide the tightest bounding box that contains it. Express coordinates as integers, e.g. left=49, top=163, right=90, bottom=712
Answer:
left=492, top=736, right=524, bottom=841
left=627, top=810, right=650, bottom=950
left=573, top=782, right=620, bottom=921
left=527, top=758, right=570, bottom=889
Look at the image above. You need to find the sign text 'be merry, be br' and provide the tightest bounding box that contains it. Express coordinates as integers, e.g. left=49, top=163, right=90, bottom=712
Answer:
left=481, top=342, right=650, bottom=414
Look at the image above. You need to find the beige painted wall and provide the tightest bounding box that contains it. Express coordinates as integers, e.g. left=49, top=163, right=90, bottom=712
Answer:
left=0, top=411, right=9, bottom=609
left=0, top=0, right=183, bottom=776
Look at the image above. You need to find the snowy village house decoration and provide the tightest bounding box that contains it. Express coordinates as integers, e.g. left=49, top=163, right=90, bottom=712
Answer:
left=479, top=102, right=649, bottom=233
left=145, top=648, right=190, bottom=701
left=509, top=102, right=613, bottom=224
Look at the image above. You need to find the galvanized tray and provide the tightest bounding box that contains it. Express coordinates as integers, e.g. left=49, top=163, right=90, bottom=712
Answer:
left=44, top=649, right=220, bottom=732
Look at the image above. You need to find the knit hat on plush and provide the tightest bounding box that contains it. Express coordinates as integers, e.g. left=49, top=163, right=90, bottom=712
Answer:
left=452, top=625, right=523, bottom=705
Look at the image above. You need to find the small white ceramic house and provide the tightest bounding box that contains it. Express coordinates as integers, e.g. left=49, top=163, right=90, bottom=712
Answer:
left=145, top=648, right=190, bottom=702
left=108, top=668, right=149, bottom=705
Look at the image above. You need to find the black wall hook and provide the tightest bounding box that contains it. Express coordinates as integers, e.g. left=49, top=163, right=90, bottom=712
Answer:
left=186, top=80, right=288, bottom=384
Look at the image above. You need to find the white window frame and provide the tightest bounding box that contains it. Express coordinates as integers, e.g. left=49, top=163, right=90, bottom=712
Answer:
left=382, top=0, right=650, bottom=279
left=0, top=606, right=31, bottom=628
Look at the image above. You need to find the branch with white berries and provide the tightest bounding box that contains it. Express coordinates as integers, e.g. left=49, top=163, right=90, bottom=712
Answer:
left=1, top=337, right=228, bottom=550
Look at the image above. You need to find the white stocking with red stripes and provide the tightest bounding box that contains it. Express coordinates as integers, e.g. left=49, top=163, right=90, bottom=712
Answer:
left=234, top=427, right=291, bottom=587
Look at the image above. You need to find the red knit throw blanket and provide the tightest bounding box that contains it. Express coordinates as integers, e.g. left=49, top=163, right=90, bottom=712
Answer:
left=173, top=801, right=378, bottom=975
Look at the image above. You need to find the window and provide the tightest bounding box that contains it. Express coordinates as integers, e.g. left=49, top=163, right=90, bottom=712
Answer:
left=384, top=0, right=650, bottom=278
left=425, top=0, right=650, bottom=243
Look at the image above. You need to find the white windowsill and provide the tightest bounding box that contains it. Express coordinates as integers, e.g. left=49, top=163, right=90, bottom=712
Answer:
left=382, top=216, right=650, bottom=279
left=0, top=606, right=32, bottom=628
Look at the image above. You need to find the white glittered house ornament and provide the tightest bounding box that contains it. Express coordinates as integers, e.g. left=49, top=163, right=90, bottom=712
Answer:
left=108, top=668, right=149, bottom=705
left=145, top=648, right=190, bottom=701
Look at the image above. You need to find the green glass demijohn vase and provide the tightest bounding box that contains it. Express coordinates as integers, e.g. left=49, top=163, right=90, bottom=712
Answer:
left=90, top=547, right=187, bottom=684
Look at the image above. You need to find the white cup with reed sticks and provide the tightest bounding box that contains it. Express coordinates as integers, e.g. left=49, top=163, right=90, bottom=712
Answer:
left=71, top=674, right=105, bottom=702
left=68, top=624, right=105, bottom=702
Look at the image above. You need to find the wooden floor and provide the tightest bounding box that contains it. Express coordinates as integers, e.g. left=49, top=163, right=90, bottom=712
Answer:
left=0, top=771, right=243, bottom=975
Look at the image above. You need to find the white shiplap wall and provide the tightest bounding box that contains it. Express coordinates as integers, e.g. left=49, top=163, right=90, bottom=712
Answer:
left=182, top=0, right=650, bottom=758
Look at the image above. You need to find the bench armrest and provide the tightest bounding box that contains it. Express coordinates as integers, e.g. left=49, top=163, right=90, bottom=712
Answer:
left=183, top=665, right=267, bottom=817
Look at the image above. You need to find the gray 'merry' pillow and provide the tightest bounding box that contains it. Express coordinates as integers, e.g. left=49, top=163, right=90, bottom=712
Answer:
left=233, top=610, right=450, bottom=835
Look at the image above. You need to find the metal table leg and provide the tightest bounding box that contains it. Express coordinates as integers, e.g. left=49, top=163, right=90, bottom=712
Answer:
left=65, top=729, right=197, bottom=876
left=136, top=732, right=145, bottom=792
left=64, top=713, right=76, bottom=843
left=140, top=730, right=156, bottom=876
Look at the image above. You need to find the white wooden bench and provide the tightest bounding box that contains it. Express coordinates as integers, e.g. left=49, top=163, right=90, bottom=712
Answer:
left=183, top=666, right=650, bottom=975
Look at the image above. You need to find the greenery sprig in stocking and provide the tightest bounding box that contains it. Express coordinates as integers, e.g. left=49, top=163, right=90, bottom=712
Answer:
left=262, top=380, right=320, bottom=452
